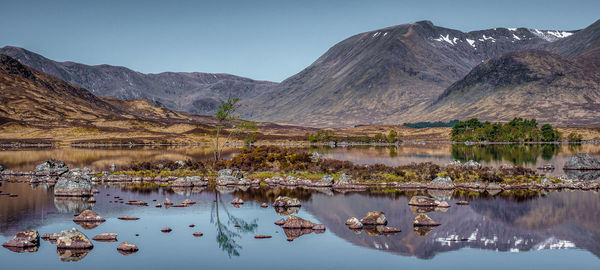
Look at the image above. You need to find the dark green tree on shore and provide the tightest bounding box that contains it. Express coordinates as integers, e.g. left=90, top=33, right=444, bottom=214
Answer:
left=451, top=118, right=561, bottom=142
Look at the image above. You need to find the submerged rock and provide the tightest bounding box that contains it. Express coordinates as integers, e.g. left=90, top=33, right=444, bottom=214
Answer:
left=56, top=228, right=93, bottom=249
left=35, top=159, right=69, bottom=176
left=272, top=196, right=301, bottom=207
left=92, top=233, right=118, bottom=242
left=564, top=154, right=600, bottom=170
left=2, top=230, right=40, bottom=252
left=54, top=173, right=93, bottom=197
left=413, top=214, right=441, bottom=227
left=117, top=242, right=138, bottom=255
left=360, top=211, right=387, bottom=225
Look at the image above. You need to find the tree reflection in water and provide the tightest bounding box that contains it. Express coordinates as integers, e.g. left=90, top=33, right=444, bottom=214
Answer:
left=451, top=144, right=560, bottom=165
left=210, top=192, right=257, bottom=257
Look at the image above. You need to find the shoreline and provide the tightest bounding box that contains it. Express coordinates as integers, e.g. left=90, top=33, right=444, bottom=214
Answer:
left=2, top=169, right=598, bottom=192
left=1, top=140, right=600, bottom=148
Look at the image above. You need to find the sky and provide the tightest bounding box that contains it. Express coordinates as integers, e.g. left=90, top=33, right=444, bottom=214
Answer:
left=1, top=0, right=599, bottom=82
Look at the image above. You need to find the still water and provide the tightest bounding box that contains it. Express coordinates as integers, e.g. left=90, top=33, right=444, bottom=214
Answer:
left=1, top=144, right=600, bottom=269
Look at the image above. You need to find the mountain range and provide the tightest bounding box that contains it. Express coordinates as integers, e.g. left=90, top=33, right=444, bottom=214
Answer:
left=1, top=19, right=599, bottom=127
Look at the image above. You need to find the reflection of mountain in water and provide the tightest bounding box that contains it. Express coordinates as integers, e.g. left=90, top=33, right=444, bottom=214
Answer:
left=304, top=191, right=600, bottom=259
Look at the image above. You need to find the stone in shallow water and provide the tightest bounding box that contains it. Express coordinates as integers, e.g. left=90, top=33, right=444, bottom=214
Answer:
left=92, top=233, right=118, bottom=242
left=193, top=232, right=203, bottom=237
left=56, top=228, right=93, bottom=249
left=231, top=198, right=244, bottom=204
left=345, top=217, right=363, bottom=229
left=54, top=173, right=93, bottom=197
left=281, top=216, right=317, bottom=229
left=413, top=214, right=441, bottom=227
left=2, top=230, right=40, bottom=253
left=360, top=211, right=387, bottom=225
left=73, top=210, right=105, bottom=223
left=254, top=235, right=272, bottom=239
left=272, top=196, right=301, bottom=207
left=408, top=196, right=440, bottom=207
left=117, top=242, right=138, bottom=255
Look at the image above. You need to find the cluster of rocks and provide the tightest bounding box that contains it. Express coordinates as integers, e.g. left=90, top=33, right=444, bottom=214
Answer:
left=274, top=216, right=326, bottom=241
left=1, top=229, right=40, bottom=253
left=345, top=211, right=401, bottom=235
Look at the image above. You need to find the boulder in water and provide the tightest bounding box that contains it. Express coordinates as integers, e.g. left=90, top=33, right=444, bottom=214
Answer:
left=413, top=214, right=441, bottom=227
left=54, top=173, right=92, bottom=197
left=272, top=196, right=301, bottom=207
left=281, top=216, right=316, bottom=229
left=360, top=211, right=387, bottom=225
left=408, top=196, right=440, bottom=207
left=56, top=228, right=93, bottom=249
left=345, top=217, right=363, bottom=229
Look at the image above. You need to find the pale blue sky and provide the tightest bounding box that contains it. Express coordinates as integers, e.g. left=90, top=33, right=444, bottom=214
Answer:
left=1, top=0, right=598, bottom=81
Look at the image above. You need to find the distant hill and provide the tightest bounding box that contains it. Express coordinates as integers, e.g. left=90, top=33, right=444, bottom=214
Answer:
left=0, top=46, right=277, bottom=117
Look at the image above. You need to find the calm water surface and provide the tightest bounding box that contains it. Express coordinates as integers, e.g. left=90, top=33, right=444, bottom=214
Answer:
left=1, top=144, right=600, bottom=269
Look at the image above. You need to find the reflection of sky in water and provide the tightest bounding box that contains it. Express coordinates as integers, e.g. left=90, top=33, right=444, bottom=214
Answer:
left=1, top=182, right=600, bottom=268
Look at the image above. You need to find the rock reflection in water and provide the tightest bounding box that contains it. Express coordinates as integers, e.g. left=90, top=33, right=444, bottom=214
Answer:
left=56, top=248, right=91, bottom=262
left=53, top=197, right=95, bottom=213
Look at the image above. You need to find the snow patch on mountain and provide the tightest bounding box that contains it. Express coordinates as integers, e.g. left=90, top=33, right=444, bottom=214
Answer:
left=529, top=29, right=574, bottom=42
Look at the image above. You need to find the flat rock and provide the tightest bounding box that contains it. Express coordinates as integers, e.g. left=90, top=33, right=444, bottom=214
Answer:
left=193, top=232, right=203, bottom=237
left=92, top=233, right=118, bottom=242
left=254, top=235, right=272, bottom=239
left=161, top=227, right=172, bottom=233
left=118, top=216, right=140, bottom=220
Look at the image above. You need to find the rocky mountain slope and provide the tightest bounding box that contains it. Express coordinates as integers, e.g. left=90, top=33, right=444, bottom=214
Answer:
left=423, top=50, right=600, bottom=125
left=0, top=46, right=277, bottom=117
left=247, top=20, right=576, bottom=126
left=0, top=53, right=221, bottom=143
left=424, top=20, right=600, bottom=126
